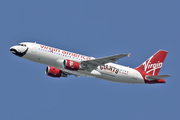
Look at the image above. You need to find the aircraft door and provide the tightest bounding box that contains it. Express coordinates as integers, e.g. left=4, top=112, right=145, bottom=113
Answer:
left=31, top=43, right=37, bottom=53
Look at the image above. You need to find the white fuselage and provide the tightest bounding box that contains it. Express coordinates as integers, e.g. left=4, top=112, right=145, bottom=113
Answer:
left=16, top=42, right=145, bottom=84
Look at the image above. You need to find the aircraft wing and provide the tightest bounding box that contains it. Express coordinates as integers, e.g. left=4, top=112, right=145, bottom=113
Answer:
left=81, top=53, right=130, bottom=71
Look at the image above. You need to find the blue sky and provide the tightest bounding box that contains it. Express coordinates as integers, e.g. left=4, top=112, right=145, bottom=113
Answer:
left=1, top=0, right=179, bottom=120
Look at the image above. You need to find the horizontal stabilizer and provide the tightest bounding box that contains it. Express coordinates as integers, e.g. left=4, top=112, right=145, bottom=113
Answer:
left=146, top=75, right=171, bottom=81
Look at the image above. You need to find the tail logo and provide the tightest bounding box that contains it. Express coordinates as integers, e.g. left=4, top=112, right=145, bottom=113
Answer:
left=143, top=56, right=163, bottom=75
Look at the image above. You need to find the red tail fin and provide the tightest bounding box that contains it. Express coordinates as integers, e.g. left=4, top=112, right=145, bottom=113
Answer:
left=136, top=50, right=168, bottom=76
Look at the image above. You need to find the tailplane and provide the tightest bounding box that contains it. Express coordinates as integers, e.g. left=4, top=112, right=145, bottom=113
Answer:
left=136, top=50, right=168, bottom=76
left=146, top=74, right=171, bottom=81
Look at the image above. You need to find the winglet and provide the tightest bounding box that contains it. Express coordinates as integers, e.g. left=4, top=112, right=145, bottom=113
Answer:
left=128, top=53, right=131, bottom=57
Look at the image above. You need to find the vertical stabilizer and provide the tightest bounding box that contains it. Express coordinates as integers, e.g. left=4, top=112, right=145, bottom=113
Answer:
left=136, top=50, right=168, bottom=76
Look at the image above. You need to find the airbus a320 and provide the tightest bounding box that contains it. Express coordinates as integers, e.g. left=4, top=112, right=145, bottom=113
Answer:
left=10, top=42, right=171, bottom=84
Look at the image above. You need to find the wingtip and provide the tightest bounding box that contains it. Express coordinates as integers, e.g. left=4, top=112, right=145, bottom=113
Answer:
left=167, top=74, right=172, bottom=77
left=128, top=53, right=131, bottom=57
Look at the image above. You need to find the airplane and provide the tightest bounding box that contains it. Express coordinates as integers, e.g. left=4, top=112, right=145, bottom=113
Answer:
left=10, top=42, right=171, bottom=84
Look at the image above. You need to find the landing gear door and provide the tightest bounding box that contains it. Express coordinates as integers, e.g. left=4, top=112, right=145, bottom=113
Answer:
left=31, top=43, right=37, bottom=53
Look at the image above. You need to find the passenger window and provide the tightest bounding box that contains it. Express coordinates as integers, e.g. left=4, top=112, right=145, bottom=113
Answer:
left=18, top=44, right=26, bottom=47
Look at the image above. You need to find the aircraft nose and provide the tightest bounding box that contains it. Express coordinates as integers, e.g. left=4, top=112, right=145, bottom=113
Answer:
left=10, top=46, right=17, bottom=54
left=10, top=45, right=28, bottom=57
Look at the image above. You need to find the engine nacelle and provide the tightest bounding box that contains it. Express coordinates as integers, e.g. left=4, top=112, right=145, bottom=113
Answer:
left=63, top=59, right=80, bottom=71
left=45, top=66, right=67, bottom=78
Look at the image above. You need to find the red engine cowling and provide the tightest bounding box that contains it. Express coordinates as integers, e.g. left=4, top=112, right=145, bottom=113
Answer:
left=64, top=59, right=80, bottom=71
left=45, top=66, right=63, bottom=78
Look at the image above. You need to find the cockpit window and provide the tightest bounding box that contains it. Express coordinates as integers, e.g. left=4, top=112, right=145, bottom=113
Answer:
left=18, top=44, right=26, bottom=47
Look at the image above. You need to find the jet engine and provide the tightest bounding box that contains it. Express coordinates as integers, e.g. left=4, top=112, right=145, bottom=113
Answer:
left=45, top=66, right=67, bottom=78
left=63, top=59, right=81, bottom=71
